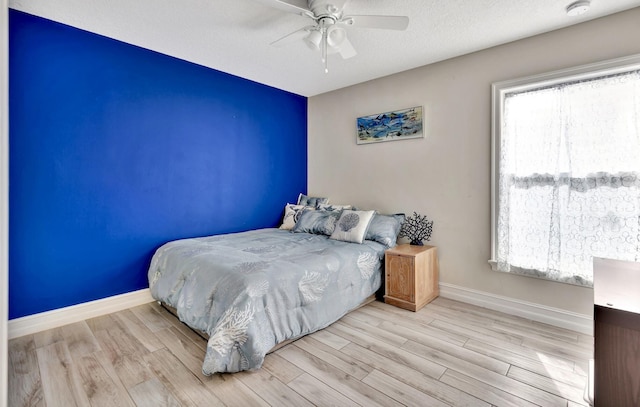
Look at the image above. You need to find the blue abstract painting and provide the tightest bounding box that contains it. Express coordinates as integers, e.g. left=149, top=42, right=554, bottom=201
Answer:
left=357, top=106, right=423, bottom=144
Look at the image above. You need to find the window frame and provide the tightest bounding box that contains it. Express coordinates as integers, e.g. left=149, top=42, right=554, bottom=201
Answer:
left=489, top=53, right=640, bottom=274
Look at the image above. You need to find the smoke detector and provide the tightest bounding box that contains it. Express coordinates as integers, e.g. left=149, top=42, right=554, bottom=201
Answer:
left=566, top=1, right=590, bottom=16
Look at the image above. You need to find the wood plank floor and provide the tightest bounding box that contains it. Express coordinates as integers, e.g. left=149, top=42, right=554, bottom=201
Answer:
left=9, top=297, right=593, bottom=406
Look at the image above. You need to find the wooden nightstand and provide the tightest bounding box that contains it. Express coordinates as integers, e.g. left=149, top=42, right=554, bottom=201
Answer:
left=384, top=244, right=439, bottom=311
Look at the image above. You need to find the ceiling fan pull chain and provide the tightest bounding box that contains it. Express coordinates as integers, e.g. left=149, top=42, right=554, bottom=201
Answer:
left=321, top=27, right=328, bottom=73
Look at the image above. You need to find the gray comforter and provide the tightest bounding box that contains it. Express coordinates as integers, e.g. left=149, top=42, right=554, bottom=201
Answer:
left=148, top=228, right=385, bottom=375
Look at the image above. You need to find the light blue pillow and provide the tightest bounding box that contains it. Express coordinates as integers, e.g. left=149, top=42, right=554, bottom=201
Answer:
left=297, top=193, right=329, bottom=208
left=292, top=208, right=341, bottom=236
left=365, top=213, right=405, bottom=248
left=317, top=203, right=352, bottom=211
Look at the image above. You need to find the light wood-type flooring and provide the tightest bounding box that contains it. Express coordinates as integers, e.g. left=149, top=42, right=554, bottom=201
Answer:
left=9, top=297, right=593, bottom=406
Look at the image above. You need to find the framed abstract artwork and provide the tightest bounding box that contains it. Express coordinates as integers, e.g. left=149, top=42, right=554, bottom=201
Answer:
left=356, top=106, right=423, bottom=145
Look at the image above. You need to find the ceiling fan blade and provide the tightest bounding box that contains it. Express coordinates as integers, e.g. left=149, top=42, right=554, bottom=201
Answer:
left=270, top=25, right=314, bottom=47
left=337, top=36, right=357, bottom=59
left=253, top=0, right=313, bottom=17
left=342, top=15, right=409, bottom=30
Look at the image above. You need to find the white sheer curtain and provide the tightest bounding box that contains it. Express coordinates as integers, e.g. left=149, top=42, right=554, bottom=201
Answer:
left=497, top=70, right=640, bottom=286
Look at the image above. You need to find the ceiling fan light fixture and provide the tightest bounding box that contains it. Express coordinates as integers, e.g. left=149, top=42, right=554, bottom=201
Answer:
left=304, top=29, right=322, bottom=50
left=327, top=26, right=346, bottom=48
left=566, top=0, right=590, bottom=16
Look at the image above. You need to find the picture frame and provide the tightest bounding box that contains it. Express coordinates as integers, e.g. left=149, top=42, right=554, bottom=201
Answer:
left=356, top=106, right=423, bottom=145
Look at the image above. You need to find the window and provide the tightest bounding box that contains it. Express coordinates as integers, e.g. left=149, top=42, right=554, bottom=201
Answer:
left=490, top=55, right=640, bottom=286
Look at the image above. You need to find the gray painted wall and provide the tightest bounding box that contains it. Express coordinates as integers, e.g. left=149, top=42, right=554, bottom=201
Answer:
left=308, top=8, right=640, bottom=317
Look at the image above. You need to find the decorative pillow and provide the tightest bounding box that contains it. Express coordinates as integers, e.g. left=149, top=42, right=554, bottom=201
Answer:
left=329, top=210, right=376, bottom=244
left=292, top=208, right=341, bottom=236
left=318, top=203, right=352, bottom=211
left=279, top=204, right=311, bottom=230
left=365, top=213, right=405, bottom=248
left=297, top=193, right=329, bottom=208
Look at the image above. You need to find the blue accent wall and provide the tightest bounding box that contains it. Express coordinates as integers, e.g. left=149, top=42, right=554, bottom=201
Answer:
left=9, top=10, right=307, bottom=319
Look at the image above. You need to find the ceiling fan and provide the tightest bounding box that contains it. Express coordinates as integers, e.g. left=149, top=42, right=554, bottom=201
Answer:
left=255, top=0, right=409, bottom=73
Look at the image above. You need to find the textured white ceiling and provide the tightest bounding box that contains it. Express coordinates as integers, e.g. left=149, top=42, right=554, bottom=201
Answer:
left=9, top=0, right=640, bottom=96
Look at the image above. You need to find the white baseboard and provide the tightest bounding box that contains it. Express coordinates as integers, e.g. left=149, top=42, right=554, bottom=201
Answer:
left=439, top=283, right=593, bottom=335
left=8, top=284, right=593, bottom=338
left=8, top=288, right=155, bottom=339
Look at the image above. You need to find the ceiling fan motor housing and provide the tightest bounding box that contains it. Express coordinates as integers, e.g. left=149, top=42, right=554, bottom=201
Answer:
left=308, top=0, right=343, bottom=18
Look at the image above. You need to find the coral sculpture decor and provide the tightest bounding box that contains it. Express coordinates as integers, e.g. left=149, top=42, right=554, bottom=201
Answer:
left=399, top=212, right=434, bottom=246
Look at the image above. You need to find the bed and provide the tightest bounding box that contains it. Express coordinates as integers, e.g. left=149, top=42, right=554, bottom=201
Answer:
left=148, top=205, right=404, bottom=375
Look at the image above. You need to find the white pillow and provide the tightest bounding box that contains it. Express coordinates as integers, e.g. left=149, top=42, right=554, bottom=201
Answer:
left=279, top=204, right=312, bottom=230
left=329, top=210, right=376, bottom=244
